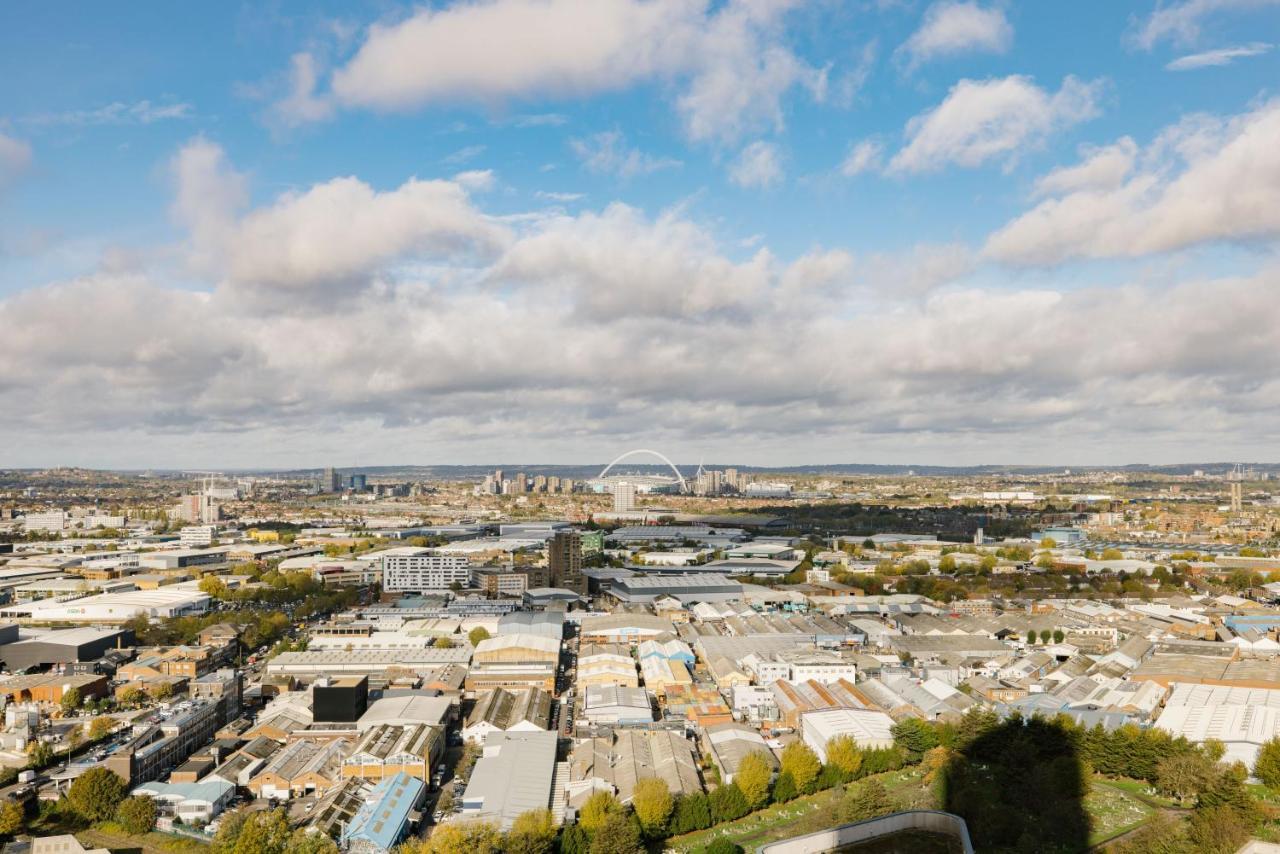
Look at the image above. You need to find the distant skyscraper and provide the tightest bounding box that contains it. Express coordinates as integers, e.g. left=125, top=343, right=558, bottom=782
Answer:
left=612, top=481, right=636, bottom=512
left=349, top=474, right=367, bottom=491
left=515, top=473, right=528, bottom=493
left=548, top=531, right=586, bottom=595
left=321, top=467, right=342, bottom=493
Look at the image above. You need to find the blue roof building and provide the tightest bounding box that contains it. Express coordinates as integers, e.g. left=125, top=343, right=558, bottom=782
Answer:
left=340, top=772, right=425, bottom=853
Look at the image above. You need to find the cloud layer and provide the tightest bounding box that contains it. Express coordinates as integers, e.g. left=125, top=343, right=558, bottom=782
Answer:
left=987, top=99, right=1280, bottom=264
left=5, top=132, right=1280, bottom=464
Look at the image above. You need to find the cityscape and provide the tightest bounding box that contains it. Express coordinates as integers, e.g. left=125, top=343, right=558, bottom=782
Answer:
left=4, top=2, right=1280, bottom=854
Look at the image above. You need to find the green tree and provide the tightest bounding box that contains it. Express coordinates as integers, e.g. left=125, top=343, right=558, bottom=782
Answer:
left=734, top=751, right=773, bottom=809
left=578, top=791, right=622, bottom=835
left=468, top=627, right=491, bottom=647
left=1038, top=629, right=1051, bottom=644
left=1025, top=629, right=1036, bottom=644
left=824, top=736, right=863, bottom=781
left=709, top=783, right=749, bottom=823
left=587, top=810, right=642, bottom=854
left=67, top=767, right=127, bottom=822
left=840, top=778, right=893, bottom=823
left=1101, top=548, right=1124, bottom=561
left=506, top=808, right=557, bottom=854
left=1254, top=737, right=1280, bottom=789
left=700, top=841, right=743, bottom=854
left=153, top=681, right=175, bottom=701
left=779, top=742, right=821, bottom=795
left=770, top=771, right=797, bottom=804
left=557, top=823, right=590, bottom=854
left=891, top=718, right=939, bottom=761
left=670, top=793, right=711, bottom=834
left=1155, top=753, right=1212, bottom=805
left=116, top=795, right=158, bottom=834
left=433, top=636, right=455, bottom=649
left=60, top=687, right=82, bottom=714
left=0, top=801, right=24, bottom=836
left=1052, top=629, right=1065, bottom=644
left=631, top=778, right=673, bottom=838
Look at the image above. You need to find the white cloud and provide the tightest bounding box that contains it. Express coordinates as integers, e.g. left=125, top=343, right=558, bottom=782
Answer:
left=570, top=131, right=681, bottom=178
left=1133, top=0, right=1280, bottom=49
left=986, top=99, right=1280, bottom=264
left=840, top=139, right=884, bottom=176
left=1032, top=138, right=1137, bottom=196
left=888, top=75, right=1103, bottom=174
left=324, top=0, right=819, bottom=144
left=268, top=52, right=335, bottom=127
left=441, top=144, right=486, bottom=165
left=1165, top=42, right=1271, bottom=69
left=21, top=100, right=193, bottom=127
left=453, top=170, right=497, bottom=192
left=729, top=141, right=784, bottom=189
left=170, top=138, right=508, bottom=299
left=0, top=133, right=33, bottom=188
left=535, top=191, right=585, bottom=202
left=896, top=1, right=1013, bottom=70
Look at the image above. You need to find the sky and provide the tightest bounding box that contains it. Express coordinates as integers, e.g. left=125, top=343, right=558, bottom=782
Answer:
left=2, top=0, right=1280, bottom=470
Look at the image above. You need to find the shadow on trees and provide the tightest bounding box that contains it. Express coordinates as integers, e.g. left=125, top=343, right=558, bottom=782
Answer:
left=939, top=715, right=1090, bottom=854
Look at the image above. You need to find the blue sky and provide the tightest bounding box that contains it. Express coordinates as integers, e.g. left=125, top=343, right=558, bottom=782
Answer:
left=2, top=0, right=1280, bottom=468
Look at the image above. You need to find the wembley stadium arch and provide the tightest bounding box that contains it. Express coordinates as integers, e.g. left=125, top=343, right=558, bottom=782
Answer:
left=597, top=448, right=689, bottom=494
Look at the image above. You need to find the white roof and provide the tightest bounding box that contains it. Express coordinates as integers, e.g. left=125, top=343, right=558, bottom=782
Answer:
left=474, top=633, right=561, bottom=656
left=356, top=695, right=453, bottom=731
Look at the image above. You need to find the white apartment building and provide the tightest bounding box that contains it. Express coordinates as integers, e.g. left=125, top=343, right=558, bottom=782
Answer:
left=383, top=553, right=471, bottom=592
left=180, top=525, right=218, bottom=547
left=22, top=511, right=68, bottom=532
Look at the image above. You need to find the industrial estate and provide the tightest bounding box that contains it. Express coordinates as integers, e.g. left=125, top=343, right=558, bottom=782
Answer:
left=1, top=461, right=1279, bottom=853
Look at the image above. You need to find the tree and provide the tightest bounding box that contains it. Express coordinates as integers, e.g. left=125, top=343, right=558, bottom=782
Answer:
left=0, top=801, right=24, bottom=836
left=770, top=772, right=797, bottom=804
left=670, top=793, right=712, bottom=834
left=891, top=718, right=939, bottom=761
left=709, top=783, right=749, bottom=823
left=558, top=823, right=590, bottom=854
left=1255, top=737, right=1280, bottom=789
left=231, top=809, right=292, bottom=854
left=116, top=795, right=158, bottom=834
left=1052, top=629, right=1065, bottom=644
left=118, top=687, right=145, bottom=708
left=284, top=832, right=339, bottom=854
left=779, top=742, right=821, bottom=795
left=587, top=810, right=642, bottom=854
left=1101, top=548, right=1124, bottom=561
left=734, top=752, right=773, bottom=809
left=824, top=736, right=863, bottom=781
left=67, top=767, right=127, bottom=822
left=468, top=627, right=491, bottom=647
left=700, top=842, right=743, bottom=854
left=433, top=636, right=455, bottom=649
left=1038, top=629, right=1051, bottom=644
left=25, top=740, right=53, bottom=769
left=1155, top=753, right=1212, bottom=805
left=416, top=821, right=503, bottom=854
left=578, top=791, right=622, bottom=835
left=89, top=716, right=116, bottom=741
left=153, top=681, right=175, bottom=701
left=1025, top=629, right=1036, bottom=645
left=840, top=779, right=893, bottom=823
left=631, top=778, right=673, bottom=838
left=1188, top=804, right=1253, bottom=853
left=60, top=687, right=82, bottom=714
left=507, top=808, right=557, bottom=854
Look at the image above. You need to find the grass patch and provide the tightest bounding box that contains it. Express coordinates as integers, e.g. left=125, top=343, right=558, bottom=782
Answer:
left=1084, top=779, right=1156, bottom=846
left=667, top=767, right=930, bottom=853
left=1096, top=776, right=1178, bottom=808
left=80, top=824, right=211, bottom=854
